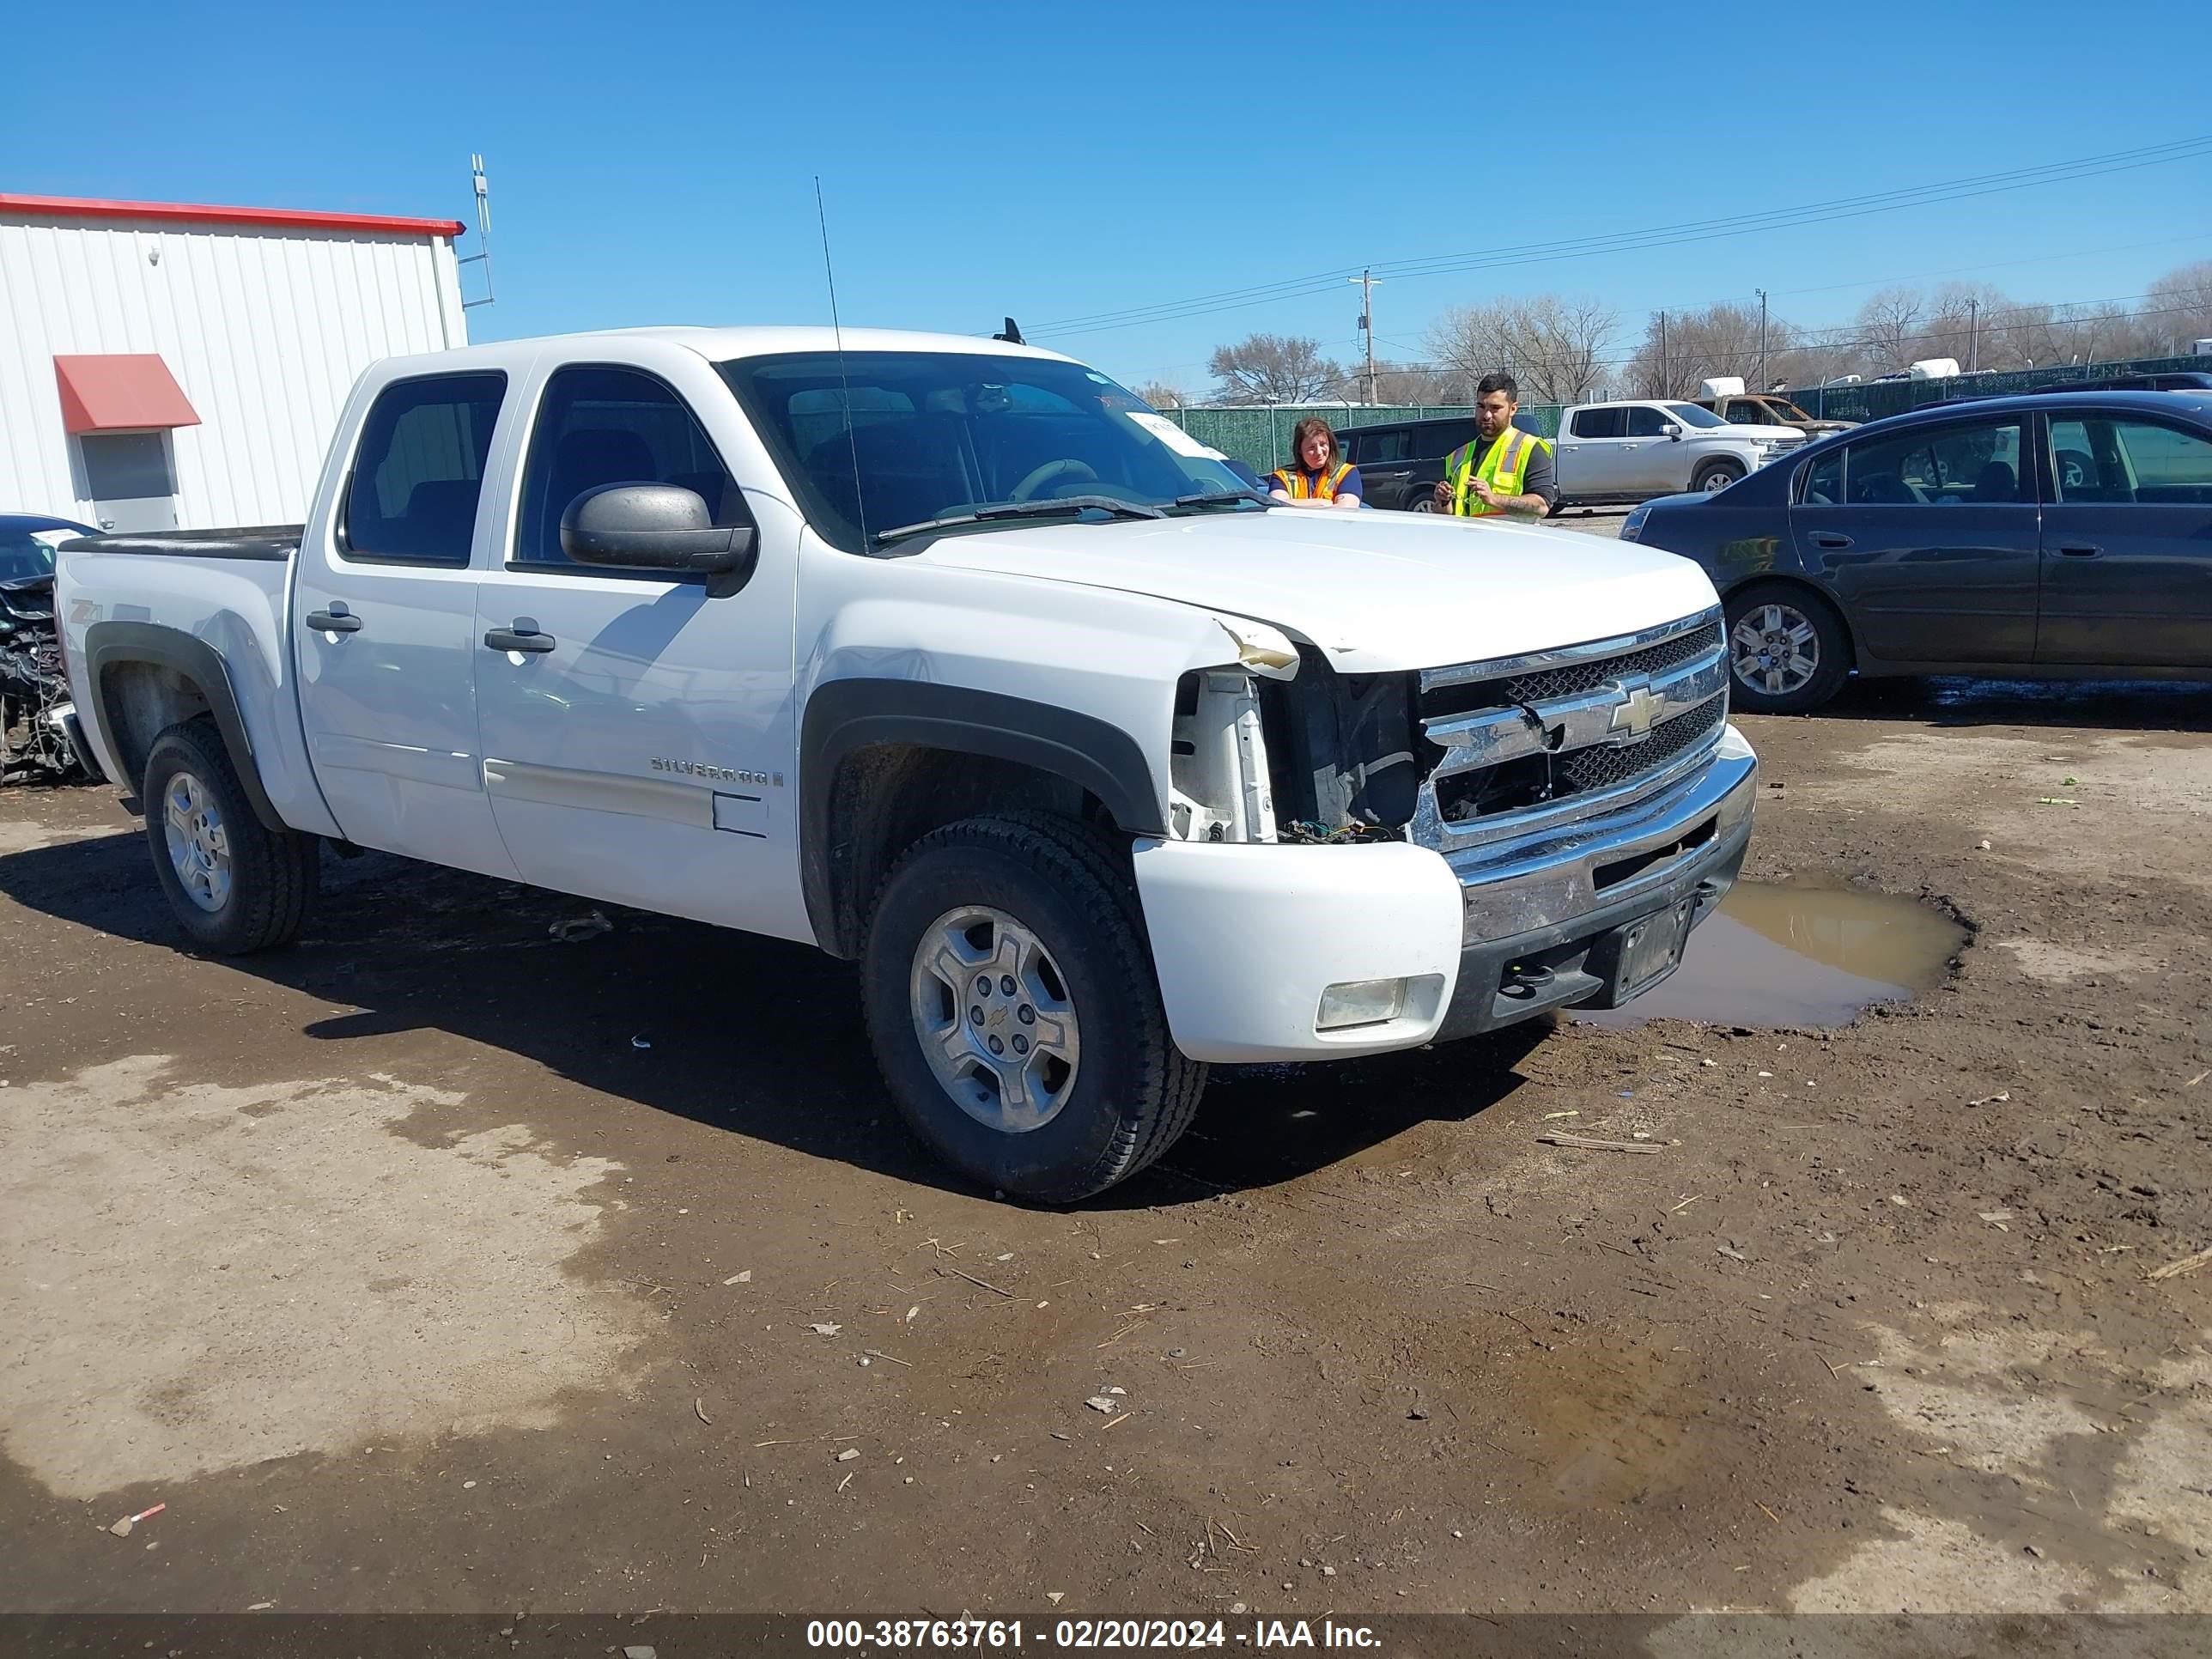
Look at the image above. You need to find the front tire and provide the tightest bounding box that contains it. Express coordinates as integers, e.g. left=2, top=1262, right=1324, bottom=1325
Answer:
left=1693, top=459, right=1746, bottom=494
left=861, top=812, right=1205, bottom=1202
left=1724, top=581, right=1851, bottom=715
left=143, top=719, right=317, bottom=953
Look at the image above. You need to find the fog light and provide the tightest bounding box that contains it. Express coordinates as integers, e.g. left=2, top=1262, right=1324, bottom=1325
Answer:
left=1316, top=977, right=1407, bottom=1032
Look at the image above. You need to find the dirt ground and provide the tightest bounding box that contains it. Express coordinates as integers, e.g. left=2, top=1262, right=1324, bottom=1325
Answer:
left=3, top=664, right=2210, bottom=1632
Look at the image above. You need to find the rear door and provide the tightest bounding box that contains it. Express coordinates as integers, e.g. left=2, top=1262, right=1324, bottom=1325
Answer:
left=1559, top=405, right=1630, bottom=496
left=2036, top=410, right=2212, bottom=667
left=1790, top=414, right=2039, bottom=665
left=471, top=353, right=811, bottom=942
left=294, top=369, right=520, bottom=876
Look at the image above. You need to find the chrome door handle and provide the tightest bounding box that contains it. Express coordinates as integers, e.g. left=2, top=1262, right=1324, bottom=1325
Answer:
left=484, top=622, right=556, bottom=654
left=305, top=608, right=363, bottom=633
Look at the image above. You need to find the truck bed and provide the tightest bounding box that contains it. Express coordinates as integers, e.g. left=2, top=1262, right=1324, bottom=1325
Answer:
left=60, top=526, right=303, bottom=562
left=54, top=524, right=341, bottom=839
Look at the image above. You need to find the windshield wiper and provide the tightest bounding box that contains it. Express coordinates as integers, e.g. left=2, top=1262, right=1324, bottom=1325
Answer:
left=1169, top=489, right=1268, bottom=510
left=873, top=495, right=1166, bottom=546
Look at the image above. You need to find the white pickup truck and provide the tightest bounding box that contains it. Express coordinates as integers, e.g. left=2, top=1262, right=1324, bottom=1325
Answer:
left=55, top=327, right=1757, bottom=1200
left=1556, top=399, right=1804, bottom=504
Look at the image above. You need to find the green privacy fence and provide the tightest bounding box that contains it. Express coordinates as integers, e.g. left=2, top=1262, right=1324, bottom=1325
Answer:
left=1785, top=353, right=2210, bottom=423
left=1151, top=404, right=1565, bottom=472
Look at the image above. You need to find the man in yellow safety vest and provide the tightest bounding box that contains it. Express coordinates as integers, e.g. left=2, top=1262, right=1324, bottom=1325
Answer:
left=1432, top=373, right=1559, bottom=518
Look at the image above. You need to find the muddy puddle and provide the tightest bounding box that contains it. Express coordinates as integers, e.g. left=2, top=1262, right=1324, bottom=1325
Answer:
left=1580, top=878, right=1967, bottom=1029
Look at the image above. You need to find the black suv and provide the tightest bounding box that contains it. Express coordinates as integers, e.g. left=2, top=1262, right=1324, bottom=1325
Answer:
left=1340, top=416, right=1480, bottom=512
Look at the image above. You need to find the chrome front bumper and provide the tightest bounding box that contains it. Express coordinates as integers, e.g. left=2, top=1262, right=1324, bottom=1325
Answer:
left=1431, top=725, right=1758, bottom=1039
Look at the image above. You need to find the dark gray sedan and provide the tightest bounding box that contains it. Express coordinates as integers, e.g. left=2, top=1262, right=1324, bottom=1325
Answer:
left=1619, top=391, right=2212, bottom=714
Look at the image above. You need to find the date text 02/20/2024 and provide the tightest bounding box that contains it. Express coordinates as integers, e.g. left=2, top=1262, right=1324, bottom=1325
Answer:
left=805, top=1620, right=1382, bottom=1650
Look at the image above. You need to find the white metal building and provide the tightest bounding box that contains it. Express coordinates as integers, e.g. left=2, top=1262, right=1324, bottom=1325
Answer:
left=0, top=192, right=469, bottom=532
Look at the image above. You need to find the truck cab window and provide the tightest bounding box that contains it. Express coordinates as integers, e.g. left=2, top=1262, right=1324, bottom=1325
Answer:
left=514, top=366, right=747, bottom=568
left=342, top=374, right=506, bottom=565
left=1571, top=408, right=1625, bottom=439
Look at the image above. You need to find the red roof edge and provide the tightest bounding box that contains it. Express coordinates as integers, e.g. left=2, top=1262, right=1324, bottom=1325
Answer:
left=0, top=192, right=466, bottom=239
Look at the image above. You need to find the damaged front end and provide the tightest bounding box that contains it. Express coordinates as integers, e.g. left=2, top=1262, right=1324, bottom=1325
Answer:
left=1166, top=606, right=1735, bottom=855
left=0, top=575, right=88, bottom=781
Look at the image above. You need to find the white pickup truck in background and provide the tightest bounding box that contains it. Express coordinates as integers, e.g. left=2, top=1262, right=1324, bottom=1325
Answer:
left=1556, top=398, right=1806, bottom=504
left=56, top=326, right=1757, bottom=1200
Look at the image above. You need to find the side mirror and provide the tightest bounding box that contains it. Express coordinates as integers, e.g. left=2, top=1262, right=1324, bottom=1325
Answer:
left=1661, top=422, right=1683, bottom=441
left=559, top=483, right=757, bottom=590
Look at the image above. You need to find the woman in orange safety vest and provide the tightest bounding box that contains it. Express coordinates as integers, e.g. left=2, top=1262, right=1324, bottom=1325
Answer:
left=1268, top=417, right=1363, bottom=509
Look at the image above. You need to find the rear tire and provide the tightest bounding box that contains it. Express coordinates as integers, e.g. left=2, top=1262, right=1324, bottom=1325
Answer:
left=861, top=812, right=1206, bottom=1202
left=1693, top=459, right=1746, bottom=494
left=143, top=719, right=317, bottom=953
left=1724, top=581, right=1851, bottom=715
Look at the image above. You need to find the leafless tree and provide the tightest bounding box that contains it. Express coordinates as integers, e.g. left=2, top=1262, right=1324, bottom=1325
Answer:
left=1855, top=288, right=1926, bottom=373
left=1425, top=295, right=1620, bottom=404
left=1133, top=380, right=1190, bottom=409
left=1364, top=362, right=1458, bottom=404
left=1206, top=334, right=1344, bottom=404
left=1621, top=302, right=1791, bottom=397
left=2144, top=260, right=2212, bottom=353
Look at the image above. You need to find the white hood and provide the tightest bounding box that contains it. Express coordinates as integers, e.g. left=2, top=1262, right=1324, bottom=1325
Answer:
left=911, top=509, right=1718, bottom=673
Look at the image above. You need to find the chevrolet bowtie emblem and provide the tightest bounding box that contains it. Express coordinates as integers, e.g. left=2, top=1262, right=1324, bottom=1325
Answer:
left=1607, top=680, right=1659, bottom=743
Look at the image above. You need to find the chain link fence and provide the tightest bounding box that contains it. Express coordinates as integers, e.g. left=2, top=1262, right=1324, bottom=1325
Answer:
left=1149, top=404, right=1568, bottom=471
left=1156, top=347, right=2209, bottom=470
left=1784, top=352, right=2210, bottom=423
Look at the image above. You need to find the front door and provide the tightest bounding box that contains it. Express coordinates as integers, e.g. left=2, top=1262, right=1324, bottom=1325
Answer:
left=294, top=370, right=518, bottom=876
left=1794, top=414, right=2041, bottom=665
left=2036, top=411, right=2212, bottom=668
left=1620, top=405, right=1684, bottom=492
left=472, top=360, right=809, bottom=942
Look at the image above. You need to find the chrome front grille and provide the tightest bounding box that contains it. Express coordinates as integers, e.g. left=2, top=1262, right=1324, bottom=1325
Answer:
left=1409, top=608, right=1729, bottom=853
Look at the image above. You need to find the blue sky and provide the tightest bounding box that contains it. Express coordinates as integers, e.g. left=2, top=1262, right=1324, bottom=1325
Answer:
left=13, top=0, right=2209, bottom=392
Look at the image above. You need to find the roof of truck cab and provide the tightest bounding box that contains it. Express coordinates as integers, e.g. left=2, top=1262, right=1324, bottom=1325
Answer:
left=413, top=326, right=1079, bottom=368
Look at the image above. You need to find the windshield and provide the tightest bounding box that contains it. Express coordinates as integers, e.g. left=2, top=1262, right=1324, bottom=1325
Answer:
left=0, top=526, right=76, bottom=584
left=719, top=351, right=1255, bottom=550
left=1666, top=403, right=1729, bottom=428
left=1772, top=399, right=1815, bottom=422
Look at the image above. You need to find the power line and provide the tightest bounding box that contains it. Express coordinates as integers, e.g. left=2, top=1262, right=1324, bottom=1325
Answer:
left=1030, top=136, right=2212, bottom=340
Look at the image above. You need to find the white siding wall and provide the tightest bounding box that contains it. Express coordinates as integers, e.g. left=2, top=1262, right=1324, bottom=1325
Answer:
left=0, top=213, right=467, bottom=529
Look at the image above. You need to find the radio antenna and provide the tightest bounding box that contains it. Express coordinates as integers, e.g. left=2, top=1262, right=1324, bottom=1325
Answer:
left=815, top=176, right=868, bottom=547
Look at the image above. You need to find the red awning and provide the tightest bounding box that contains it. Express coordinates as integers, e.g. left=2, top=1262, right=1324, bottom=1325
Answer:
left=54, top=354, right=201, bottom=434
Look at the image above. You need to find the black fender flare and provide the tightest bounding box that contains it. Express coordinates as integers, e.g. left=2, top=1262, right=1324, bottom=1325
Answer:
left=82, top=621, right=287, bottom=832
left=799, top=679, right=1165, bottom=952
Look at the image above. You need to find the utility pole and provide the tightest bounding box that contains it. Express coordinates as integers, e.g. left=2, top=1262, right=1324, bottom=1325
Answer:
left=1756, top=288, right=1769, bottom=389
left=1966, top=296, right=1980, bottom=374
left=1658, top=310, right=1668, bottom=397
left=1350, top=270, right=1381, bottom=404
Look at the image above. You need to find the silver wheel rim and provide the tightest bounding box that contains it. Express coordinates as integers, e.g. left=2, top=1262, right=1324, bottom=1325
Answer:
left=1730, top=603, right=1819, bottom=697
left=1702, top=468, right=1738, bottom=493
left=1408, top=495, right=1435, bottom=514
left=908, top=904, right=1080, bottom=1133
left=161, top=770, right=232, bottom=913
